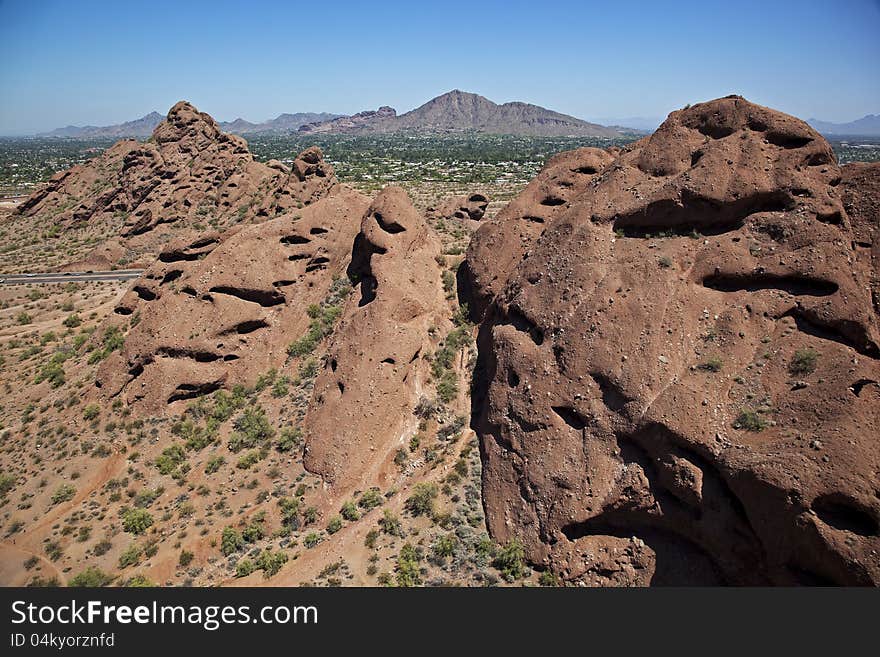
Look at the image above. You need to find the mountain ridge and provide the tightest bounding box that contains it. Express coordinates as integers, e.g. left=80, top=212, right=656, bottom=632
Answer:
left=300, top=90, right=624, bottom=137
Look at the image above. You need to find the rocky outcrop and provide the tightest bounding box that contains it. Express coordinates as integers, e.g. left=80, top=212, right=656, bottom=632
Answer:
left=428, top=193, right=489, bottom=223
left=303, top=186, right=449, bottom=489
left=841, top=162, right=880, bottom=319
left=16, top=101, right=337, bottom=269
left=465, top=96, right=880, bottom=585
left=460, top=147, right=615, bottom=318
left=94, top=187, right=370, bottom=413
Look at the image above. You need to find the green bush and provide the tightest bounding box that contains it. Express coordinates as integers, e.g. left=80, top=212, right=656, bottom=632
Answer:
left=326, top=515, right=343, bottom=534
left=121, top=508, right=153, bottom=535
left=155, top=444, right=186, bottom=475
left=276, top=427, right=302, bottom=452
left=82, top=404, right=100, bottom=421
left=789, top=348, right=818, bottom=375
left=432, top=533, right=458, bottom=560
left=358, top=488, right=383, bottom=510
left=221, top=527, right=243, bottom=556
left=405, top=482, right=438, bottom=517
left=396, top=543, right=422, bottom=587
left=178, top=550, right=194, bottom=567
left=68, top=567, right=114, bottom=587
left=118, top=544, right=142, bottom=568
left=734, top=409, right=767, bottom=432
left=50, top=483, right=76, bottom=505
left=493, top=539, right=527, bottom=581
left=340, top=501, right=359, bottom=521
left=228, top=406, right=273, bottom=452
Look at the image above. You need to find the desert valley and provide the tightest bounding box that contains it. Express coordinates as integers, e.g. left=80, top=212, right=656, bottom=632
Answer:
left=0, top=91, right=878, bottom=589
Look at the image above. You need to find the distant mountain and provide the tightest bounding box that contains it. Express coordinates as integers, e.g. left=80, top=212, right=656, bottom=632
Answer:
left=40, top=112, right=164, bottom=138
left=808, top=114, right=880, bottom=137
left=300, top=90, right=624, bottom=137
left=41, top=111, right=342, bottom=138
left=219, top=112, right=342, bottom=134
left=298, top=107, right=397, bottom=134
left=591, top=116, right=663, bottom=132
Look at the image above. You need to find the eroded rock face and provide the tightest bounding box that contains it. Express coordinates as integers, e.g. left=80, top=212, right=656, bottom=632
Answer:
left=95, top=187, right=370, bottom=413
left=466, top=96, right=880, bottom=585
left=428, top=193, right=490, bottom=222
left=303, top=186, right=448, bottom=490
left=17, top=101, right=337, bottom=269
left=841, top=162, right=880, bottom=320
left=460, top=147, right=615, bottom=318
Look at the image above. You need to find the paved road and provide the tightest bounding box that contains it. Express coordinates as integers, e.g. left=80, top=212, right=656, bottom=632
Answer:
left=0, top=269, right=144, bottom=285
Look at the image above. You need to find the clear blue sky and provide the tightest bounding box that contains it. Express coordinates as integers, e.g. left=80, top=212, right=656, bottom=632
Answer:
left=0, top=0, right=878, bottom=134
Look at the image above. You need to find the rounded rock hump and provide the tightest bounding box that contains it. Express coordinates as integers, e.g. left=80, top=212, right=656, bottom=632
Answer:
left=464, top=95, right=880, bottom=586
left=303, top=186, right=449, bottom=489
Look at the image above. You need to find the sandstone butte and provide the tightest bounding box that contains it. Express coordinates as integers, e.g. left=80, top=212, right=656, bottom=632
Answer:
left=5, top=95, right=880, bottom=586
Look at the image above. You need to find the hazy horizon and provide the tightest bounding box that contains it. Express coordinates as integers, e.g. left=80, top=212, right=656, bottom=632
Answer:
left=1, top=0, right=878, bottom=135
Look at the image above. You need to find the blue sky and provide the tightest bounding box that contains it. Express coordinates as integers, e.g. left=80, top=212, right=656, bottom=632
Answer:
left=0, top=0, right=878, bottom=134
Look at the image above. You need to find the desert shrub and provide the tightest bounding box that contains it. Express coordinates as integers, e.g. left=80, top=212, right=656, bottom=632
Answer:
left=236, top=559, right=256, bottom=578
left=358, top=488, right=383, bottom=511
left=68, top=567, right=114, bottom=587
left=204, top=456, right=225, bottom=474
left=118, top=543, right=142, bottom=568
left=236, top=450, right=263, bottom=470
left=221, top=527, right=243, bottom=556
left=276, top=427, right=302, bottom=452
left=155, top=444, right=186, bottom=475
left=734, top=409, right=767, bottom=432
left=340, top=501, right=359, bottom=521
left=304, top=532, right=321, bottom=548
left=698, top=356, right=723, bottom=372
left=379, top=509, right=403, bottom=537
left=178, top=550, right=194, bottom=567
left=493, top=539, right=527, bottom=581
left=396, top=543, right=423, bottom=587
left=326, top=515, right=343, bottom=534
left=82, top=404, right=100, bottom=421
left=405, top=482, right=438, bottom=517
left=278, top=497, right=300, bottom=528
left=789, top=348, right=818, bottom=375
left=121, top=508, right=153, bottom=535
left=432, top=533, right=458, bottom=560
left=228, top=406, right=273, bottom=452
left=62, top=313, right=81, bottom=328
left=0, top=473, right=16, bottom=496
left=256, top=550, right=288, bottom=577
left=539, top=570, right=560, bottom=587
left=50, top=484, right=76, bottom=505
left=287, top=304, right=343, bottom=356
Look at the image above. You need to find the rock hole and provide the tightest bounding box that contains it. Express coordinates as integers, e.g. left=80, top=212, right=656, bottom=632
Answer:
left=702, top=273, right=838, bottom=296
left=811, top=493, right=879, bottom=536
left=850, top=379, right=878, bottom=396
left=552, top=406, right=587, bottom=431
left=373, top=211, right=406, bottom=234
left=160, top=270, right=183, bottom=285
left=766, top=132, right=813, bottom=149
left=507, top=368, right=520, bottom=387
left=133, top=285, right=157, bottom=301
left=208, top=286, right=285, bottom=307
left=540, top=196, right=566, bottom=207
left=816, top=211, right=843, bottom=226
left=280, top=235, right=310, bottom=245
